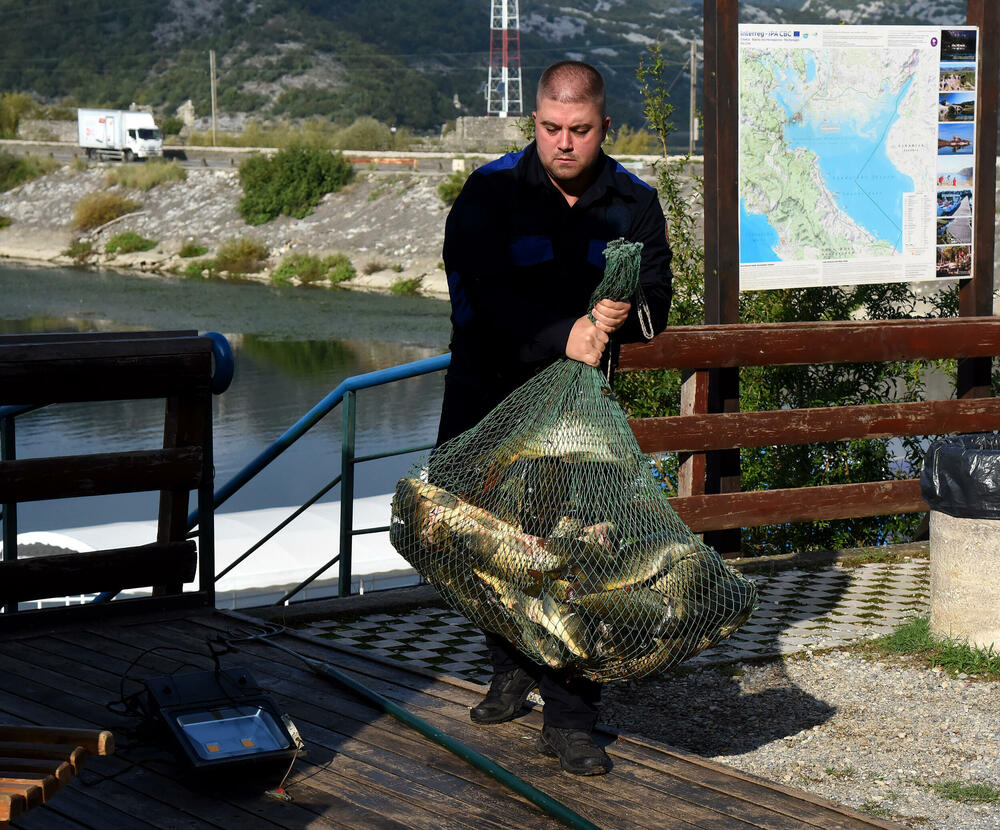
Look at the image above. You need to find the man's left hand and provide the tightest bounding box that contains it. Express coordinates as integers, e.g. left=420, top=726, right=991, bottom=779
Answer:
left=591, top=299, right=631, bottom=334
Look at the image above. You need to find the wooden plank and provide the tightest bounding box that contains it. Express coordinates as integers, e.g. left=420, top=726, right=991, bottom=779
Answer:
left=0, top=773, right=59, bottom=802
left=0, top=448, right=202, bottom=502
left=0, top=727, right=113, bottom=756
left=0, top=541, right=197, bottom=603
left=0, top=758, right=73, bottom=785
left=0, top=790, right=25, bottom=824
left=669, top=479, right=924, bottom=533
left=0, top=780, right=41, bottom=811
left=677, top=370, right=708, bottom=497
left=631, top=397, right=1000, bottom=453
left=0, top=351, right=211, bottom=405
left=0, top=331, right=196, bottom=345
left=0, top=746, right=86, bottom=775
left=619, top=317, right=1000, bottom=371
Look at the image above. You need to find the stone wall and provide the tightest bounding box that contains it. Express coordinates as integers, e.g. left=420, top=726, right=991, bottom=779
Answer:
left=17, top=119, right=77, bottom=143
left=440, top=116, right=525, bottom=154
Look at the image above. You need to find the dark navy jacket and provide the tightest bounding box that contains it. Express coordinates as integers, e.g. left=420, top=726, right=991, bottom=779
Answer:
left=437, top=140, right=673, bottom=444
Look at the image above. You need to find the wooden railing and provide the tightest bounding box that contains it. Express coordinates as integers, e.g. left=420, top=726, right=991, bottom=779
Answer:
left=0, top=330, right=226, bottom=620
left=619, top=317, right=1000, bottom=536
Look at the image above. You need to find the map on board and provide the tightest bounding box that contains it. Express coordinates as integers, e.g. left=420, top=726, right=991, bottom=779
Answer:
left=738, top=25, right=978, bottom=290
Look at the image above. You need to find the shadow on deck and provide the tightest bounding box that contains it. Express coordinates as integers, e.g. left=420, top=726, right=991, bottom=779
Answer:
left=0, top=608, right=903, bottom=830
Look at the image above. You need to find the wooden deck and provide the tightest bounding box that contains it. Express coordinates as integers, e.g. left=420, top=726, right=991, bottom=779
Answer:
left=0, top=609, right=903, bottom=830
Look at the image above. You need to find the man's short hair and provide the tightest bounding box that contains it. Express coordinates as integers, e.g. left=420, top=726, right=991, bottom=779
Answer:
left=536, top=61, right=606, bottom=115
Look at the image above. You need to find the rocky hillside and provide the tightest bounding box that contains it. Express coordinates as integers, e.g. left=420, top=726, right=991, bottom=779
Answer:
left=0, top=163, right=456, bottom=297
left=0, top=0, right=969, bottom=137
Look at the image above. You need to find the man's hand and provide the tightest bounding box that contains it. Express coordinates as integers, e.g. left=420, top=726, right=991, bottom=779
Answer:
left=591, top=299, right=631, bottom=334
left=566, top=316, right=609, bottom=367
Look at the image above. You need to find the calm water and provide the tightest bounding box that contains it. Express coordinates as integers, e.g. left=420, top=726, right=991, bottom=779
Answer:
left=0, top=264, right=453, bottom=531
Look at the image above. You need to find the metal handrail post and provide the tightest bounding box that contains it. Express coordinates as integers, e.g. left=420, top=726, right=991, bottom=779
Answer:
left=338, top=390, right=357, bottom=597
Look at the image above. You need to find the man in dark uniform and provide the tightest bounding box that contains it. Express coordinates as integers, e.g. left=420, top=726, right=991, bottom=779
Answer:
left=437, top=60, right=673, bottom=775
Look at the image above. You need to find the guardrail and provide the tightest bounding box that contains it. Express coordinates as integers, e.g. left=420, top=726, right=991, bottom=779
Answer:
left=190, top=352, right=451, bottom=603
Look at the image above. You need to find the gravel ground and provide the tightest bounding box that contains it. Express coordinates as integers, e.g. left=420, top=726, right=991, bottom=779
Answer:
left=602, top=649, right=1000, bottom=829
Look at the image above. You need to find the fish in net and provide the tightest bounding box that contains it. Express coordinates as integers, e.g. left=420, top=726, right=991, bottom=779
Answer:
left=391, top=239, right=758, bottom=681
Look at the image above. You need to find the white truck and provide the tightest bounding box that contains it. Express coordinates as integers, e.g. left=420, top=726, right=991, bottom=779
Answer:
left=77, top=108, right=163, bottom=162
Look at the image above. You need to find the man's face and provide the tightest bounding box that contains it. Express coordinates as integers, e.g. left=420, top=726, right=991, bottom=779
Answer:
left=533, top=96, right=610, bottom=191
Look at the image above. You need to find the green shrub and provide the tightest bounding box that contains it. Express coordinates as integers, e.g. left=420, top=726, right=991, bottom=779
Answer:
left=238, top=146, right=353, bottom=225
left=105, top=159, right=186, bottom=192
left=105, top=231, right=157, bottom=254
left=72, top=192, right=140, bottom=231
left=63, top=239, right=95, bottom=264
left=178, top=240, right=208, bottom=258
left=325, top=253, right=356, bottom=284
left=160, top=116, right=184, bottom=137
left=0, top=152, right=60, bottom=191
left=362, top=259, right=388, bottom=275
left=0, top=215, right=10, bottom=230
left=389, top=277, right=422, bottom=296
left=437, top=170, right=467, bottom=206
left=182, top=259, right=215, bottom=279
left=0, top=92, right=33, bottom=138
left=214, top=237, right=269, bottom=274
left=334, top=116, right=393, bottom=150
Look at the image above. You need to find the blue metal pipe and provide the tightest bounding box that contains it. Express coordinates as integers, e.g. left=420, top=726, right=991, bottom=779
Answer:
left=188, top=352, right=450, bottom=529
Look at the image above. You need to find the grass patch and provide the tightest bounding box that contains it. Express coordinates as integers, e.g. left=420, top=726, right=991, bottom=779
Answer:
left=182, top=259, right=214, bottom=279
left=72, top=192, right=140, bottom=231
left=271, top=253, right=355, bottom=285
left=858, top=800, right=894, bottom=819
left=105, top=231, right=157, bottom=255
left=0, top=152, right=60, bottom=192
left=63, top=239, right=96, bottom=264
left=214, top=237, right=270, bottom=274
left=931, top=781, right=1000, bottom=804
left=105, top=159, right=186, bottom=191
left=178, top=241, right=208, bottom=258
left=824, top=765, right=857, bottom=779
left=362, top=259, right=389, bottom=275
left=862, top=616, right=1000, bottom=679
left=389, top=277, right=422, bottom=296
left=0, top=215, right=10, bottom=230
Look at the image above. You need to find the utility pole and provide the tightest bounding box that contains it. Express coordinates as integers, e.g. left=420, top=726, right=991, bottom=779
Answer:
left=209, top=50, right=218, bottom=147
left=689, top=39, right=698, bottom=155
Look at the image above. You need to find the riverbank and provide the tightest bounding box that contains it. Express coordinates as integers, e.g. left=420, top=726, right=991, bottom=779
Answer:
left=0, top=162, right=453, bottom=298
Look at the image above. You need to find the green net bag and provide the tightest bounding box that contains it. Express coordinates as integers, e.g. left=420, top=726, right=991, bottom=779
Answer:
left=391, top=239, right=758, bottom=681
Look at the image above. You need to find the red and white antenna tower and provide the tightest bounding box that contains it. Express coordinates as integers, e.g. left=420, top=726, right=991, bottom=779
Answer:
left=486, top=0, right=522, bottom=117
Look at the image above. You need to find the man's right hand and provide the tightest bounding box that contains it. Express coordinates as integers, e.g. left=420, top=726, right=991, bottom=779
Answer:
left=565, top=316, right=609, bottom=367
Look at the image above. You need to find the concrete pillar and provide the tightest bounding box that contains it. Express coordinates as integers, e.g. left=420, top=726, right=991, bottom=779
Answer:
left=929, top=510, right=1000, bottom=650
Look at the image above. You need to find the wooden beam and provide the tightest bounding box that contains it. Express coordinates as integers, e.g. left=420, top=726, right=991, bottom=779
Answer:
left=0, top=448, right=202, bottom=503
left=0, top=728, right=114, bottom=757
left=0, top=541, right=197, bottom=603
left=0, top=338, right=212, bottom=405
left=631, top=397, right=1000, bottom=453
left=670, top=479, right=925, bottom=533
left=620, top=317, right=1000, bottom=372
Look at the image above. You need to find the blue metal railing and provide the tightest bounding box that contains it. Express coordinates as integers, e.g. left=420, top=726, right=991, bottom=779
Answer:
left=189, top=352, right=451, bottom=603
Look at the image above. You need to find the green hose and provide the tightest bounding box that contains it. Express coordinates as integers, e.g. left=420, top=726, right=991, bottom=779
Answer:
left=259, top=637, right=601, bottom=830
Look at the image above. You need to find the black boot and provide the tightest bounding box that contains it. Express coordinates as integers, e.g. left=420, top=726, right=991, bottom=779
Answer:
left=536, top=725, right=611, bottom=775
left=470, top=667, right=537, bottom=724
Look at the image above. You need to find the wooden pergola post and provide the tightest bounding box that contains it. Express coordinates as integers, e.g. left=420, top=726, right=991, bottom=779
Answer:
left=702, top=0, right=741, bottom=554
left=959, top=0, right=1000, bottom=399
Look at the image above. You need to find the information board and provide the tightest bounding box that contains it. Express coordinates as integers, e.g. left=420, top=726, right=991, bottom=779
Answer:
left=738, top=25, right=979, bottom=290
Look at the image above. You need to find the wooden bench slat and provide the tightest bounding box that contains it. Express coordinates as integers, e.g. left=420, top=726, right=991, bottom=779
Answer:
left=0, top=759, right=73, bottom=785
left=0, top=788, right=27, bottom=822
left=0, top=728, right=112, bottom=757
left=0, top=773, right=59, bottom=801
left=620, top=317, right=1000, bottom=371
left=0, top=448, right=203, bottom=503
left=0, top=744, right=88, bottom=772
left=670, top=479, right=924, bottom=533
left=0, top=542, right=197, bottom=603
left=632, top=397, right=1000, bottom=453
